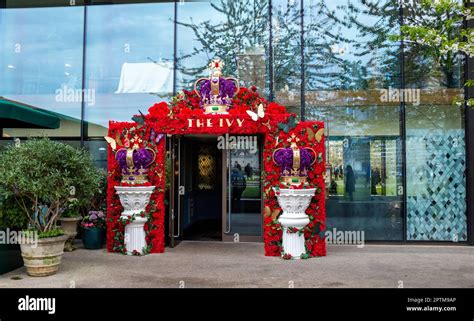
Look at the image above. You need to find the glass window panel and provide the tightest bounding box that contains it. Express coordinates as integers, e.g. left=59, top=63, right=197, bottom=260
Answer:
left=404, top=1, right=466, bottom=241
left=0, top=6, right=84, bottom=137
left=84, top=2, right=174, bottom=137
left=305, top=0, right=403, bottom=241
left=176, top=0, right=269, bottom=95
left=272, top=0, right=301, bottom=115
left=85, top=139, right=108, bottom=169
left=2, top=1, right=85, bottom=8
left=228, top=144, right=262, bottom=236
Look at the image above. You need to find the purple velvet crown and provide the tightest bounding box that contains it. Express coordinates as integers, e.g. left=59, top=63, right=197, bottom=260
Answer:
left=116, top=147, right=155, bottom=184
left=194, top=58, right=239, bottom=114
left=198, top=77, right=237, bottom=109
left=273, top=147, right=315, bottom=177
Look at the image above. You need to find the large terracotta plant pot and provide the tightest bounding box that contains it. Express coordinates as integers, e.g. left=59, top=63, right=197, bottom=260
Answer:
left=20, top=234, right=68, bottom=277
left=59, top=217, right=81, bottom=251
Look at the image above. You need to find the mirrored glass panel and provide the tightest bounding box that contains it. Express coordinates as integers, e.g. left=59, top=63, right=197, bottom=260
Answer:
left=403, top=1, right=466, bottom=241
left=84, top=2, right=174, bottom=137
left=305, top=0, right=403, bottom=240
left=0, top=6, right=84, bottom=137
left=176, top=0, right=269, bottom=95
left=226, top=141, right=262, bottom=238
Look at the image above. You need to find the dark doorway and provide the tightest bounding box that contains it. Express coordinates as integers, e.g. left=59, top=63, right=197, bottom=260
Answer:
left=180, top=136, right=222, bottom=241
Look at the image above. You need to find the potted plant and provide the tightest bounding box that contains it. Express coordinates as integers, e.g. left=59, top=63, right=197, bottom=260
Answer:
left=0, top=193, right=29, bottom=275
left=84, top=170, right=107, bottom=244
left=58, top=197, right=82, bottom=252
left=0, top=138, right=102, bottom=277
left=81, top=211, right=105, bottom=249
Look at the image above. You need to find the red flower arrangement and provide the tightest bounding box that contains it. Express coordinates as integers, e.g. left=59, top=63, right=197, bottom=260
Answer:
left=106, top=87, right=326, bottom=257
left=148, top=102, right=170, bottom=116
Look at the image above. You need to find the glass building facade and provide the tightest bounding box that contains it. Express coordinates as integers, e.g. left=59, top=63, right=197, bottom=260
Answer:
left=0, top=0, right=472, bottom=243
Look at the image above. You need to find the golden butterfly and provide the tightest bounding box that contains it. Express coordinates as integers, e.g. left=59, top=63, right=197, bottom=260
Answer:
left=264, top=206, right=281, bottom=220
left=307, top=127, right=325, bottom=143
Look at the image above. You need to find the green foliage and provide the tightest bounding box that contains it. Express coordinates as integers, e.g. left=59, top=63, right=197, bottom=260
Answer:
left=391, top=0, right=473, bottom=101
left=131, top=110, right=146, bottom=125
left=87, top=169, right=107, bottom=212
left=278, top=115, right=297, bottom=133
left=176, top=0, right=268, bottom=78
left=0, top=192, right=28, bottom=230
left=23, top=228, right=65, bottom=239
left=0, top=138, right=102, bottom=232
left=60, top=198, right=81, bottom=218
left=38, top=228, right=64, bottom=239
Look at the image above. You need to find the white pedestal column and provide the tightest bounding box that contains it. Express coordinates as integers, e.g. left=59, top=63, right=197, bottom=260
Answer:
left=273, top=188, right=316, bottom=259
left=114, top=186, right=155, bottom=255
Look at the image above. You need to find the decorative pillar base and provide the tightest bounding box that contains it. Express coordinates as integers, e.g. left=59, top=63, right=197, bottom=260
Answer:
left=114, top=186, right=155, bottom=255
left=274, top=188, right=316, bottom=259
left=124, top=217, right=148, bottom=254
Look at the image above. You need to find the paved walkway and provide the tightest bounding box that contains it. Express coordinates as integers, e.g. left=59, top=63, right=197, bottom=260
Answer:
left=1, top=242, right=473, bottom=288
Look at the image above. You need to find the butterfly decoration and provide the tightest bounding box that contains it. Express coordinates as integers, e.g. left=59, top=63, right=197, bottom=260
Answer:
left=306, top=126, right=325, bottom=143
left=115, top=131, right=123, bottom=147
left=131, top=110, right=146, bottom=125
left=264, top=206, right=281, bottom=220
left=263, top=187, right=273, bottom=199
left=278, top=115, right=297, bottom=133
left=261, top=120, right=271, bottom=130
left=150, top=129, right=164, bottom=144
left=319, top=230, right=326, bottom=240
left=246, top=103, right=265, bottom=121
left=104, top=136, right=117, bottom=151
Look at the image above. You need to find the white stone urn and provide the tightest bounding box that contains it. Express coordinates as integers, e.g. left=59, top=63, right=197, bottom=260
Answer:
left=58, top=217, right=82, bottom=252
left=114, top=186, right=155, bottom=255
left=273, top=188, right=316, bottom=259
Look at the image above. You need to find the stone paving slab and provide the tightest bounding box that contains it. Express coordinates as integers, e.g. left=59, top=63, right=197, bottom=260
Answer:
left=1, top=242, right=473, bottom=288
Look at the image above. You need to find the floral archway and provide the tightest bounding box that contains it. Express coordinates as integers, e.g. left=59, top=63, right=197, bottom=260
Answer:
left=106, top=62, right=326, bottom=258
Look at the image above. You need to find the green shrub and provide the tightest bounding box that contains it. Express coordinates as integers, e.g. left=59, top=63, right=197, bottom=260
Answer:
left=0, top=193, right=28, bottom=230
left=0, top=138, right=102, bottom=233
left=23, top=228, right=64, bottom=239
left=60, top=197, right=81, bottom=218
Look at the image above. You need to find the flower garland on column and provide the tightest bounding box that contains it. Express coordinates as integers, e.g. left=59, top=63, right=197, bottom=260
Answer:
left=106, top=122, right=166, bottom=254
left=262, top=122, right=326, bottom=257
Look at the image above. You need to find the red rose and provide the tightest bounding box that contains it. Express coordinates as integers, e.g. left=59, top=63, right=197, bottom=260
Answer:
left=179, top=107, right=193, bottom=117
left=193, top=109, right=204, bottom=117
left=266, top=102, right=286, bottom=114
left=148, top=102, right=170, bottom=116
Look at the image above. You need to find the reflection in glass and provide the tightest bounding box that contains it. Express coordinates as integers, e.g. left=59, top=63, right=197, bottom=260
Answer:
left=305, top=0, right=403, bottom=240
left=406, top=105, right=467, bottom=241
left=84, top=3, right=174, bottom=136
left=227, top=146, right=262, bottom=237
left=176, top=0, right=269, bottom=95
left=272, top=0, right=301, bottom=113
left=403, top=1, right=466, bottom=241
left=0, top=6, right=84, bottom=137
